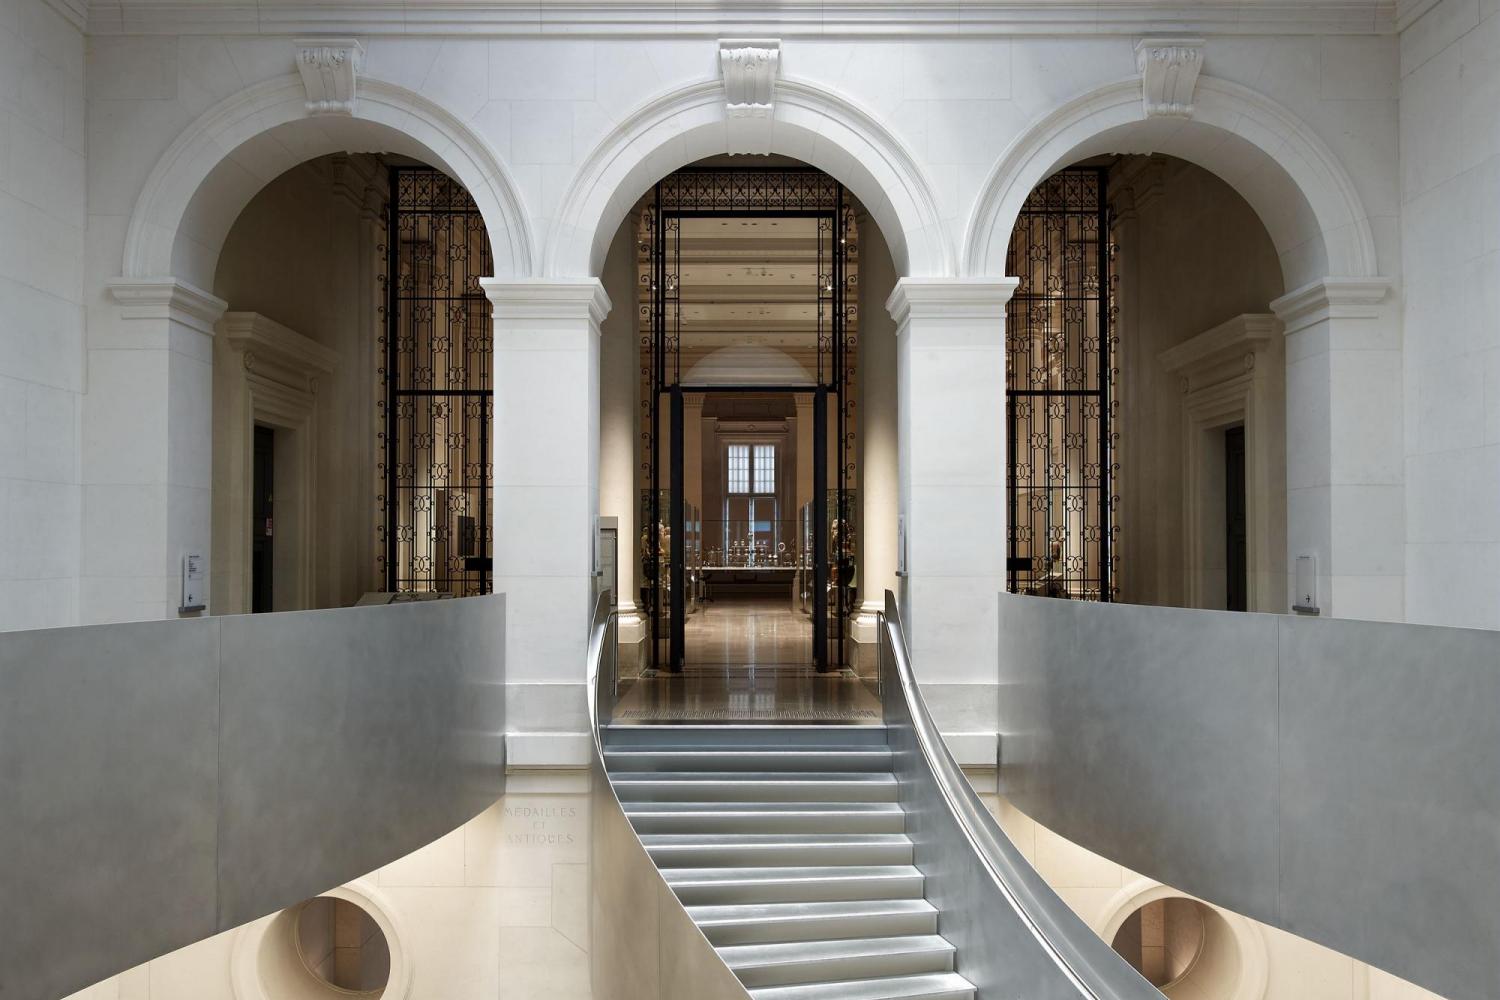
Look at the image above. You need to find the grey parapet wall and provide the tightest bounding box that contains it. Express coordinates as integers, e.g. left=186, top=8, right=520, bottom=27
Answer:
left=998, top=592, right=1500, bottom=1000
left=0, top=594, right=506, bottom=1000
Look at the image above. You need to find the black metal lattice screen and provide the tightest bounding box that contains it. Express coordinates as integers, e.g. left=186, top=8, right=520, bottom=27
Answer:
left=377, top=168, right=495, bottom=596
left=1005, top=167, right=1119, bottom=600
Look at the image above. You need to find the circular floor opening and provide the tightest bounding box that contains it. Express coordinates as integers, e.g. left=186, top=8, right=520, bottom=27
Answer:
left=293, top=896, right=391, bottom=996
left=1111, top=896, right=1240, bottom=996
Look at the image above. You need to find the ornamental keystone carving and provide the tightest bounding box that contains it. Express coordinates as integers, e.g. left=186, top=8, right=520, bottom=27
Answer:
left=296, top=38, right=364, bottom=115
left=718, top=38, right=781, bottom=154
left=1134, top=37, right=1204, bottom=118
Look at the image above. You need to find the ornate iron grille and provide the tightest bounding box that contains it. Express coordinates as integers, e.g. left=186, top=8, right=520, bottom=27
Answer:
left=636, top=168, right=859, bottom=669
left=1004, top=167, right=1119, bottom=600
left=377, top=167, right=494, bottom=596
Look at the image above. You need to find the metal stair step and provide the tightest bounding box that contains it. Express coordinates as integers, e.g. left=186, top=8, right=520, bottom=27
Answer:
left=622, top=801, right=906, bottom=835
left=611, top=772, right=899, bottom=803
left=688, top=899, right=939, bottom=946
left=602, top=724, right=890, bottom=749
left=665, top=865, right=925, bottom=905
left=748, top=972, right=977, bottom=1000
left=605, top=748, right=895, bottom=772
left=720, top=935, right=957, bottom=989
left=642, top=833, right=913, bottom=868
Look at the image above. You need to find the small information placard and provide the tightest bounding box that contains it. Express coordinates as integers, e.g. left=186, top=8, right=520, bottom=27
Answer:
left=180, top=552, right=205, bottom=612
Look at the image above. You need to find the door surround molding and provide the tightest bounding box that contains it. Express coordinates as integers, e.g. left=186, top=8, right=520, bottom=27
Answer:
left=1160, top=313, right=1285, bottom=612
left=213, top=312, right=338, bottom=614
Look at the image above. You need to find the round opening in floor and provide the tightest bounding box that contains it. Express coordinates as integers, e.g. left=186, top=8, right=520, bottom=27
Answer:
left=293, top=896, right=391, bottom=996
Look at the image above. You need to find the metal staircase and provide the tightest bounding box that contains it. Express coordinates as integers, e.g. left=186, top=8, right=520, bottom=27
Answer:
left=602, top=723, right=977, bottom=1000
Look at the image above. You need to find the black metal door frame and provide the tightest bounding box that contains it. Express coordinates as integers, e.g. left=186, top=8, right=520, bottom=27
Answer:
left=640, top=168, right=857, bottom=673
left=812, top=386, right=829, bottom=669
left=663, top=384, right=831, bottom=672
left=668, top=387, right=686, bottom=668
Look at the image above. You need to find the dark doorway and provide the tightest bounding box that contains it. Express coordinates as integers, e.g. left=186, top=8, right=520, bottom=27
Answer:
left=1224, top=425, right=1248, bottom=612
left=252, top=425, right=275, bottom=613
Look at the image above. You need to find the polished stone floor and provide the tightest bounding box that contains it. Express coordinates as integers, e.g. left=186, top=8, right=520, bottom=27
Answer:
left=611, top=598, right=881, bottom=725
left=685, top=596, right=813, bottom=667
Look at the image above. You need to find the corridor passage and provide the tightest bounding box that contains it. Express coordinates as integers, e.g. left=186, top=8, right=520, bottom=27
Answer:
left=614, top=599, right=878, bottom=724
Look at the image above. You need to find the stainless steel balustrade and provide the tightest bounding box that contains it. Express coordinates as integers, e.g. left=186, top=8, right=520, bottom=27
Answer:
left=877, top=591, right=1162, bottom=1000
left=586, top=593, right=753, bottom=1000
left=998, top=592, right=1500, bottom=1000
left=0, top=595, right=506, bottom=1000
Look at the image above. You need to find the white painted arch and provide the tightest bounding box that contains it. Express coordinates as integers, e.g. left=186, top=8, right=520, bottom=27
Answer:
left=123, top=74, right=534, bottom=289
left=545, top=76, right=953, bottom=280
left=963, top=75, right=1381, bottom=289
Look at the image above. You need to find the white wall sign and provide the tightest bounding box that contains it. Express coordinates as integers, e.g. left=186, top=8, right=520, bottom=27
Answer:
left=1293, top=554, right=1319, bottom=615
left=181, top=552, right=206, bottom=613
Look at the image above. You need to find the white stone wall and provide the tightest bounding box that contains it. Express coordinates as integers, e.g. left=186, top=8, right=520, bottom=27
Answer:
left=74, top=27, right=1405, bottom=649
left=0, top=0, right=85, bottom=631
left=1401, top=0, right=1500, bottom=628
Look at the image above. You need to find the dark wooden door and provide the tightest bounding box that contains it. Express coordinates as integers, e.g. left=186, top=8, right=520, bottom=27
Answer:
left=252, top=425, right=275, bottom=613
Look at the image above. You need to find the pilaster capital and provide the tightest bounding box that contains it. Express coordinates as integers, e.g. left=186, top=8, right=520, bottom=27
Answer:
left=1270, top=277, right=1393, bottom=337
left=885, top=277, right=1020, bottom=329
left=479, top=278, right=613, bottom=327
left=107, top=277, right=228, bottom=337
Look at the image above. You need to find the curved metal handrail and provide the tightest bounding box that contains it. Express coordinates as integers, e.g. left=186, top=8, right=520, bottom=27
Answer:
left=584, top=593, right=752, bottom=1000
left=879, top=590, right=1159, bottom=999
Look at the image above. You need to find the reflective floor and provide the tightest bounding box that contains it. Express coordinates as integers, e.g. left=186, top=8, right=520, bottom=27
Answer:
left=685, top=596, right=812, bottom=667
left=612, top=598, right=881, bottom=725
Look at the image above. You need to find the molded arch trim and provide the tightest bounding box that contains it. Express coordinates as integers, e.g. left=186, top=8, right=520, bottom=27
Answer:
left=962, top=75, right=1380, bottom=288
left=122, top=74, right=534, bottom=285
left=545, top=76, right=953, bottom=279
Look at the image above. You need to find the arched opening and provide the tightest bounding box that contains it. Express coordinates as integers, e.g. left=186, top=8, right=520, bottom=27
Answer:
left=208, top=153, right=495, bottom=613
left=1002, top=154, right=1286, bottom=611
left=97, top=79, right=530, bottom=625
left=969, top=77, right=1387, bottom=619
left=595, top=157, right=900, bottom=720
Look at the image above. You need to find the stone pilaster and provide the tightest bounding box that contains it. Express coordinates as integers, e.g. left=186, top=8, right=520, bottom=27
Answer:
left=886, top=277, right=1018, bottom=685
left=86, top=278, right=227, bottom=622
left=1272, top=277, right=1403, bottom=621
left=481, top=279, right=611, bottom=684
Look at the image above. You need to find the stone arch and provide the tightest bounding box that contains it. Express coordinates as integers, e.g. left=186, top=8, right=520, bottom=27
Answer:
left=544, top=76, right=953, bottom=279
left=962, top=75, right=1381, bottom=289
left=122, top=73, right=534, bottom=288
